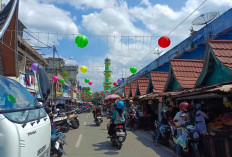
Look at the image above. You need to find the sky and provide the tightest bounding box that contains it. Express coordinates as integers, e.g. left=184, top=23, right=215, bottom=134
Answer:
left=3, top=0, right=232, bottom=91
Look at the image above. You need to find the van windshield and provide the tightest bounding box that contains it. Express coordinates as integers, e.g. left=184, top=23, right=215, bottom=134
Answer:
left=0, top=76, right=46, bottom=123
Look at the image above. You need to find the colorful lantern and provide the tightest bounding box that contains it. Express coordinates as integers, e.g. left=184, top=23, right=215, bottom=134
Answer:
left=113, top=82, right=117, bottom=86
left=103, top=91, right=105, bottom=94
left=130, top=67, right=137, bottom=74
left=117, top=78, right=123, bottom=84
left=31, top=63, right=39, bottom=71
left=105, top=90, right=108, bottom=93
left=101, top=93, right=104, bottom=96
left=158, top=36, right=171, bottom=48
left=53, top=76, right=58, bottom=82
left=60, top=79, right=64, bottom=83
left=88, top=81, right=92, bottom=85
left=80, top=66, right=88, bottom=73
left=88, top=91, right=92, bottom=94
left=74, top=90, right=77, bottom=93
left=99, top=96, right=101, bottom=98
left=108, top=90, right=111, bottom=93
left=79, top=93, right=81, bottom=96
left=68, top=88, right=71, bottom=92
left=85, top=78, right=90, bottom=83
left=75, top=35, right=88, bottom=48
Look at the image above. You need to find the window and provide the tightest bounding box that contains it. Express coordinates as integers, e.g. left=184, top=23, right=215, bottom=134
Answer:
left=0, top=76, right=46, bottom=123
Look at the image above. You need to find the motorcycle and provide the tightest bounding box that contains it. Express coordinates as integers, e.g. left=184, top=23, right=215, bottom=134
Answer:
left=110, top=124, right=126, bottom=150
left=173, top=120, right=201, bottom=157
left=50, top=128, right=67, bottom=157
left=152, top=120, right=175, bottom=149
left=67, top=111, right=80, bottom=129
left=95, top=112, right=103, bottom=126
left=52, top=113, right=70, bottom=133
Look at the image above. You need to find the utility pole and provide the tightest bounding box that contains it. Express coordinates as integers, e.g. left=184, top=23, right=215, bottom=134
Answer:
left=51, top=45, right=56, bottom=107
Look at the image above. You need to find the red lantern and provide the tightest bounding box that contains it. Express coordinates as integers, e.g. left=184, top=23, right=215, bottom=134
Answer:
left=113, top=82, right=117, bottom=86
left=158, top=36, right=171, bottom=48
left=74, top=90, right=77, bottom=93
left=101, top=93, right=104, bottom=96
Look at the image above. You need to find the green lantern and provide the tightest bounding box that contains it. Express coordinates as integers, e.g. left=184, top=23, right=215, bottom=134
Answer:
left=88, top=90, right=92, bottom=94
left=8, top=94, right=16, bottom=103
left=85, top=78, right=90, bottom=83
left=79, top=93, right=81, bottom=96
left=130, top=66, right=137, bottom=74
left=60, top=79, right=64, bottom=83
left=103, top=91, right=105, bottom=94
left=75, top=35, right=88, bottom=48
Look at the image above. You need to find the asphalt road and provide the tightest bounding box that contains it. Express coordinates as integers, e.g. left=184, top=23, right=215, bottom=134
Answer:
left=63, top=113, right=176, bottom=157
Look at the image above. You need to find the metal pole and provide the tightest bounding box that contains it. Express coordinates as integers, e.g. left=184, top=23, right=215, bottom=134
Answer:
left=51, top=45, right=55, bottom=107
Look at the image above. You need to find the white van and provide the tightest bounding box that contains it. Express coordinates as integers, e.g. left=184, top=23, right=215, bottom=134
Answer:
left=0, top=76, right=51, bottom=157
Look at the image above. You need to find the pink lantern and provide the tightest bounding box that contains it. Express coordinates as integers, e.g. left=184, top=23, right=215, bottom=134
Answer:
left=53, top=76, right=58, bottom=82
left=105, top=90, right=108, bottom=93
left=88, top=81, right=92, bottom=85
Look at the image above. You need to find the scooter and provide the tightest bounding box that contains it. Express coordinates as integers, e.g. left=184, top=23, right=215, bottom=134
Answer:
left=95, top=112, right=103, bottom=126
left=153, top=120, right=175, bottom=149
left=110, top=124, right=126, bottom=150
left=173, top=120, right=201, bottom=157
left=67, top=111, right=80, bottom=129
left=52, top=113, right=70, bottom=133
left=50, top=128, right=67, bottom=157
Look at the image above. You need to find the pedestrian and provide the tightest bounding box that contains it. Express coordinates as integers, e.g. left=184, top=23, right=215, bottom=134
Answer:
left=129, top=100, right=136, bottom=131
left=134, top=107, right=140, bottom=130
left=173, top=102, right=189, bottom=157
left=195, top=104, right=209, bottom=134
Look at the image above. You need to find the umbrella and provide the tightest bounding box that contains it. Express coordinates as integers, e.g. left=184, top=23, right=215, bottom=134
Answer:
left=103, top=94, right=121, bottom=102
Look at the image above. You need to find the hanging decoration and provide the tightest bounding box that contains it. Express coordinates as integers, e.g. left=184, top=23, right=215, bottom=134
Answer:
left=103, top=91, right=105, bottom=94
left=105, top=90, right=108, bottom=93
left=31, top=63, right=39, bottom=71
left=68, top=88, right=71, bottom=92
left=8, top=94, right=16, bottom=103
left=85, top=78, right=90, bottom=83
left=75, top=35, right=88, bottom=48
left=113, top=82, right=117, bottom=86
left=158, top=36, right=171, bottom=48
left=74, top=90, right=77, bottom=93
left=80, top=66, right=88, bottom=73
left=60, top=79, right=64, bottom=83
left=79, top=93, right=81, bottom=96
left=117, top=78, right=123, bottom=84
left=101, top=93, right=104, bottom=96
left=108, top=90, right=111, bottom=93
left=53, top=76, right=58, bottom=82
left=88, top=81, right=92, bottom=85
left=88, top=91, right=92, bottom=94
left=130, top=67, right=137, bottom=74
left=99, top=96, right=101, bottom=98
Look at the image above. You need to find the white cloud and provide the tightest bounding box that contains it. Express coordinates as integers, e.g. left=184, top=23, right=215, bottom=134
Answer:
left=18, top=0, right=78, bottom=46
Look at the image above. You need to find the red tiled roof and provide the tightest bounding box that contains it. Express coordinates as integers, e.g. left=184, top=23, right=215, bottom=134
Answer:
left=150, top=72, right=168, bottom=93
left=171, top=59, right=204, bottom=89
left=137, top=77, right=149, bottom=95
left=209, top=40, right=232, bottom=70
left=124, top=85, right=130, bottom=98
left=130, top=81, right=137, bottom=97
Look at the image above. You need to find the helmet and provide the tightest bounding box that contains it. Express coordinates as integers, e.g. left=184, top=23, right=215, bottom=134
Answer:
left=196, top=104, right=201, bottom=110
left=117, top=101, right=124, bottom=109
left=179, top=102, right=189, bottom=111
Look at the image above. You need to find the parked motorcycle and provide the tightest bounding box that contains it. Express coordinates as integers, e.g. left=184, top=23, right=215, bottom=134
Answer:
left=110, top=124, right=126, bottom=150
left=95, top=112, right=103, bottom=126
left=152, top=120, right=175, bottom=149
left=50, top=128, right=67, bottom=157
left=52, top=113, right=70, bottom=133
left=67, top=111, right=80, bottom=129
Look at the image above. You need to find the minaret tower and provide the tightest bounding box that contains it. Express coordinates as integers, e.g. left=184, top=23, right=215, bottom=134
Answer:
left=103, top=58, right=112, bottom=90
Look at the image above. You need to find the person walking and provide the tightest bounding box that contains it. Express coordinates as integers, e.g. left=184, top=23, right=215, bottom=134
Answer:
left=195, top=104, right=209, bottom=134
left=129, top=100, right=136, bottom=131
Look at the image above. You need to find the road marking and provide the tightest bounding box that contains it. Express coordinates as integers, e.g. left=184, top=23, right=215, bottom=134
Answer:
left=83, top=121, right=86, bottom=126
left=75, top=134, right=82, bottom=148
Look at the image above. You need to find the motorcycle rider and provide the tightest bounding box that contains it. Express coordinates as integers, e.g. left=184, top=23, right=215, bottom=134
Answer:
left=173, top=102, right=190, bottom=157
left=94, top=103, right=102, bottom=121
left=108, top=101, right=126, bottom=138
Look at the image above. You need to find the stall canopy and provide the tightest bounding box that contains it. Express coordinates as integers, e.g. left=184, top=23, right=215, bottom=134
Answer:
left=136, top=77, right=149, bottom=96
left=129, top=80, right=137, bottom=98
left=147, top=71, right=168, bottom=93
left=124, top=84, right=130, bottom=99
left=104, top=94, right=121, bottom=102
